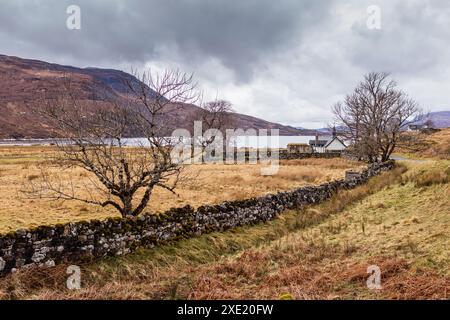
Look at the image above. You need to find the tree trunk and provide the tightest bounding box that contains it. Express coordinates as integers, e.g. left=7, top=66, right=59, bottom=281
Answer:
left=131, top=185, right=155, bottom=217
left=121, top=195, right=133, bottom=218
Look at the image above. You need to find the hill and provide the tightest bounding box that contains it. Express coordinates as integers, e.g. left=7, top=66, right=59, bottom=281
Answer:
left=413, top=111, right=450, bottom=129
left=0, top=54, right=304, bottom=138
left=398, top=128, right=450, bottom=160
left=421, top=128, right=450, bottom=159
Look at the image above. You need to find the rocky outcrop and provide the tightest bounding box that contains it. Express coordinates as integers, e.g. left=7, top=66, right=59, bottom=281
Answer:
left=0, top=161, right=395, bottom=275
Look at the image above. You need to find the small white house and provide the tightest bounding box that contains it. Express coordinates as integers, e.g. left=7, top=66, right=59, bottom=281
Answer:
left=407, top=124, right=428, bottom=132
left=309, top=127, right=347, bottom=153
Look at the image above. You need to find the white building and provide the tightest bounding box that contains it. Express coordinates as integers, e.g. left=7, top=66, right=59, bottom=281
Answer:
left=309, top=128, right=347, bottom=153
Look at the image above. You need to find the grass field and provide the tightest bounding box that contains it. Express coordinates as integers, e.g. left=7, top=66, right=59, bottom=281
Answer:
left=422, top=128, right=450, bottom=159
left=0, top=146, right=362, bottom=233
left=397, top=128, right=450, bottom=160
left=1, top=160, right=448, bottom=299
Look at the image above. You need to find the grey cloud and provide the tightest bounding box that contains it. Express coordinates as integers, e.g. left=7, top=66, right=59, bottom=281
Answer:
left=348, top=0, right=450, bottom=76
left=0, top=0, right=332, bottom=81
left=1, top=0, right=450, bottom=128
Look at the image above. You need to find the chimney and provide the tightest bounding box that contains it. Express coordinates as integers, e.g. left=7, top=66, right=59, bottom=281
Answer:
left=332, top=126, right=337, bottom=138
left=315, top=133, right=319, bottom=151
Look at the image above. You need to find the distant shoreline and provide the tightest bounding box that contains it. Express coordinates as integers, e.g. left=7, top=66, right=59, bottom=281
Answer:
left=0, top=136, right=321, bottom=148
left=0, top=139, right=56, bottom=146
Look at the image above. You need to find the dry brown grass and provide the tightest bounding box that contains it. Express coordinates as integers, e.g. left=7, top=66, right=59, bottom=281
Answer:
left=412, top=167, right=450, bottom=187
left=424, top=129, right=450, bottom=159
left=402, top=160, right=450, bottom=187
left=5, top=163, right=447, bottom=300
left=279, top=158, right=359, bottom=169
left=397, top=128, right=450, bottom=160
left=0, top=146, right=362, bottom=233
left=184, top=254, right=449, bottom=300
left=156, top=162, right=448, bottom=300
left=1, top=151, right=447, bottom=300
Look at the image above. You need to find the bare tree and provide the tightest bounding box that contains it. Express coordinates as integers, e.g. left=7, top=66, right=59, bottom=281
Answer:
left=199, top=100, right=234, bottom=135
left=25, top=70, right=200, bottom=218
left=333, top=72, right=420, bottom=162
left=194, top=99, right=234, bottom=160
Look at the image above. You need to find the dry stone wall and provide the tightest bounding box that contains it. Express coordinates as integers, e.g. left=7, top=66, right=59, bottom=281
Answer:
left=0, top=161, right=395, bottom=275
left=231, top=150, right=342, bottom=161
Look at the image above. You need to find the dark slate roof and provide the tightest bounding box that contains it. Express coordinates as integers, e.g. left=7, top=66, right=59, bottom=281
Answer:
left=309, top=140, right=329, bottom=147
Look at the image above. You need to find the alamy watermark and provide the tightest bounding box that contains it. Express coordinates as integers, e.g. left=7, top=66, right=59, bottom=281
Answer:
left=366, top=265, right=382, bottom=290
left=66, top=265, right=81, bottom=290
left=66, top=5, right=81, bottom=30
left=367, top=5, right=382, bottom=30
left=170, top=123, right=280, bottom=175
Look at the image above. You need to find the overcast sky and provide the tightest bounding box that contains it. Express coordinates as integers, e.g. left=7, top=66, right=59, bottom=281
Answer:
left=1, top=0, right=449, bottom=128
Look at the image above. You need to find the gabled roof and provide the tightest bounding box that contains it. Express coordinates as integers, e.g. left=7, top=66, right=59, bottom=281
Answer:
left=309, top=134, right=347, bottom=149
left=324, top=136, right=346, bottom=148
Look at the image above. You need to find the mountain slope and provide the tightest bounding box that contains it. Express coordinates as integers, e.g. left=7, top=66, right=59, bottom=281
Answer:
left=413, top=111, right=450, bottom=128
left=0, top=54, right=303, bottom=138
